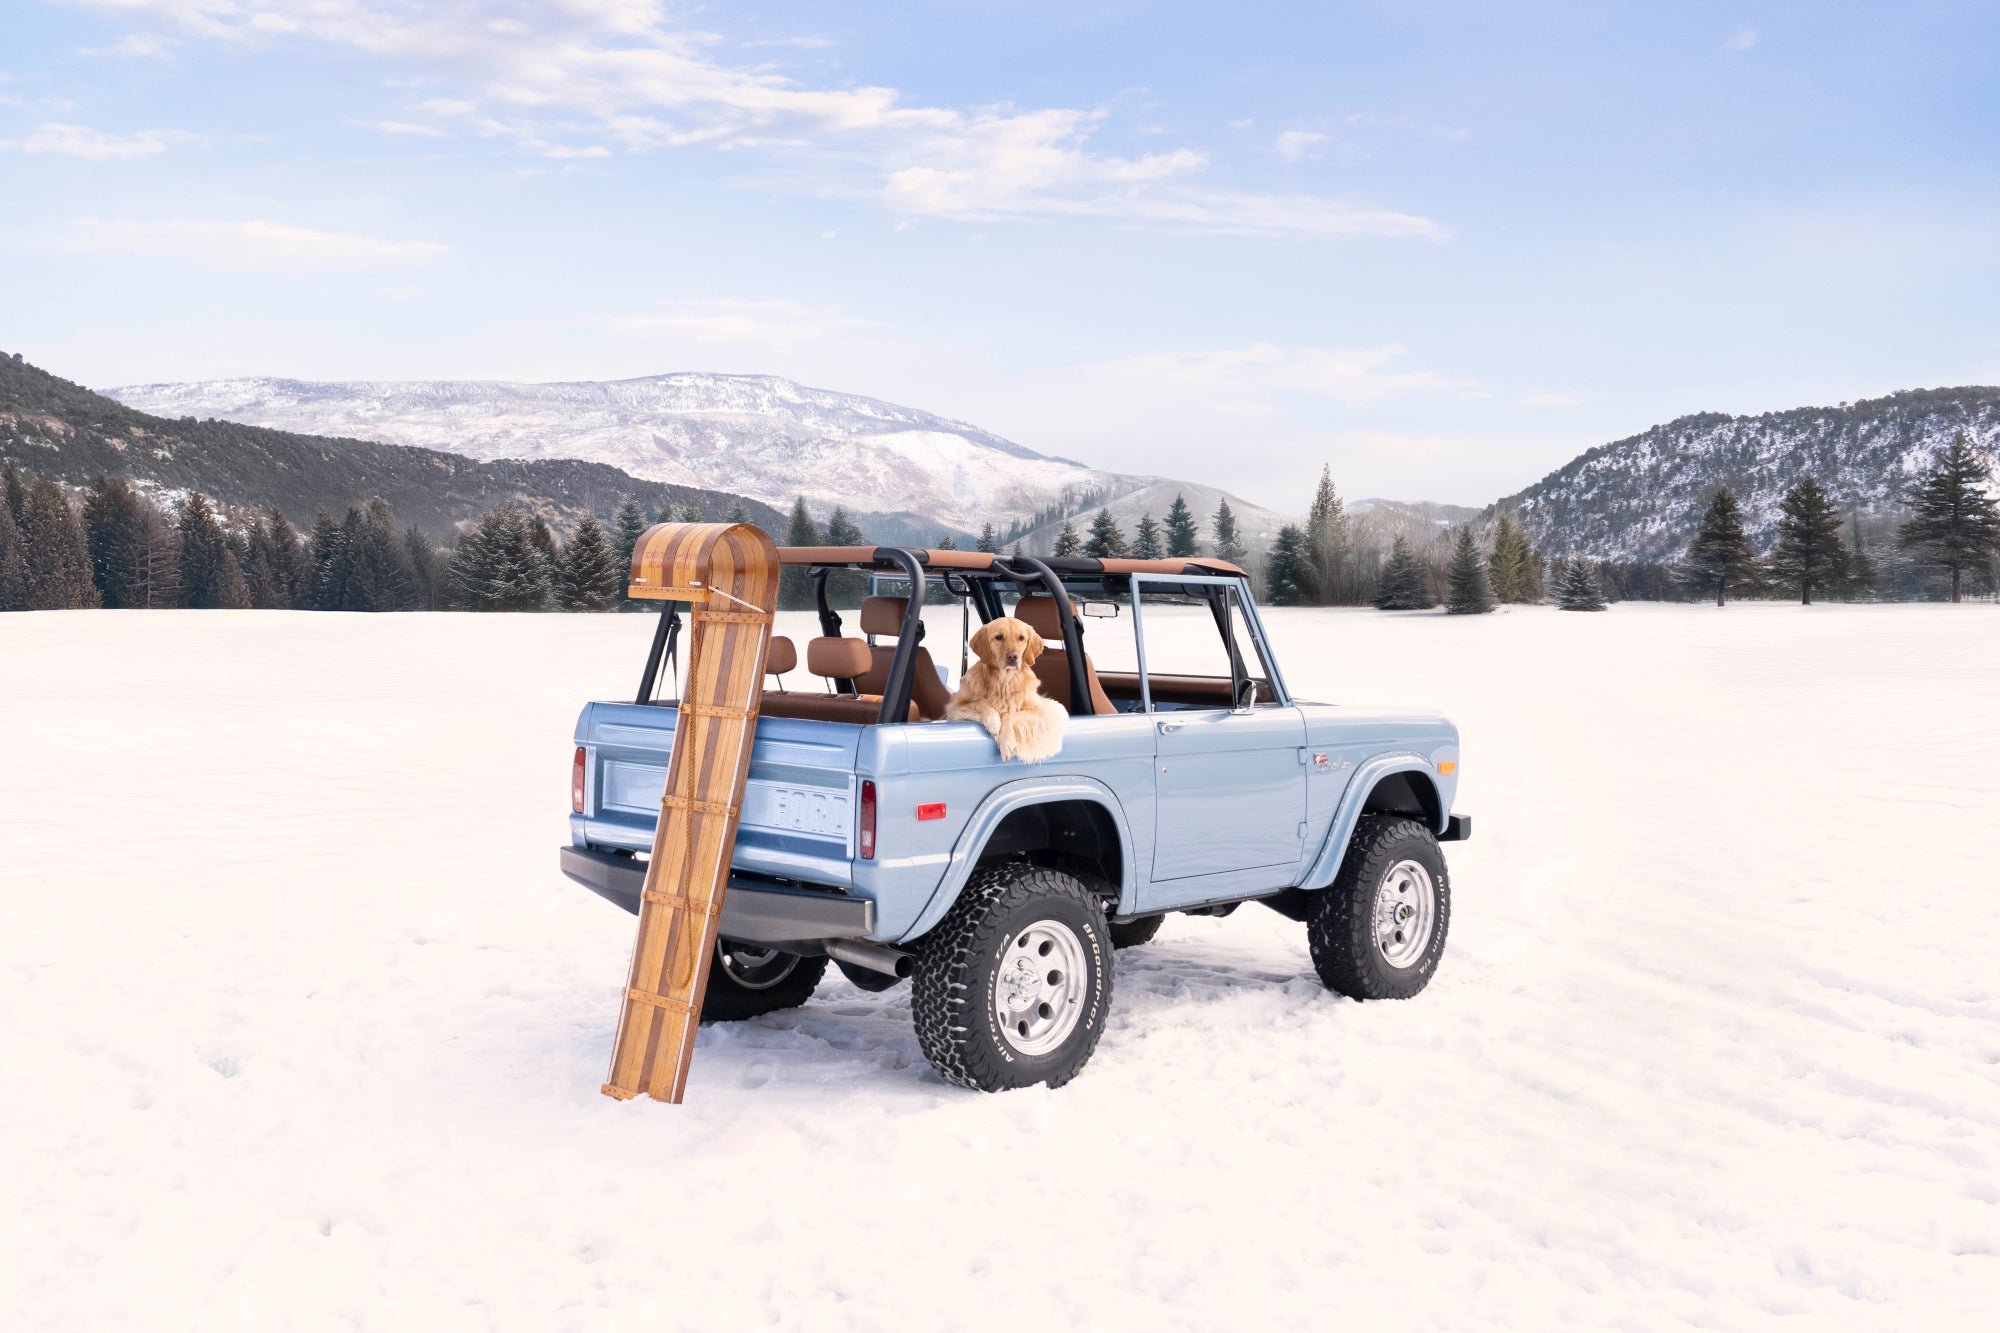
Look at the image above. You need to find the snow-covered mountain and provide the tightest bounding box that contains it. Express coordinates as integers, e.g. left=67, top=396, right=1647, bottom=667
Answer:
left=107, top=372, right=1270, bottom=541
left=1501, top=387, right=2000, bottom=561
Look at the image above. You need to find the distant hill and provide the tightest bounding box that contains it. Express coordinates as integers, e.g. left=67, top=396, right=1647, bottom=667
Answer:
left=1496, top=387, right=2000, bottom=561
left=1, top=351, right=782, bottom=537
left=104, top=369, right=1285, bottom=544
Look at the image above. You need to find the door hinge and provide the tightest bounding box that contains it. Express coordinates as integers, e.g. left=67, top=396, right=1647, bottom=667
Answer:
left=1297, top=747, right=1309, bottom=765
left=1297, top=821, right=1309, bottom=839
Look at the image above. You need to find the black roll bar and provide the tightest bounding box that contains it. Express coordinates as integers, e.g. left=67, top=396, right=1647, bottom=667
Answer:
left=634, top=601, right=683, bottom=705
left=999, top=554, right=1092, bottom=716
left=874, top=547, right=928, bottom=724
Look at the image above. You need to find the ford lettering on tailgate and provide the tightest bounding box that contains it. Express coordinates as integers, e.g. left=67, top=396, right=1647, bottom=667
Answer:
left=745, top=784, right=852, bottom=838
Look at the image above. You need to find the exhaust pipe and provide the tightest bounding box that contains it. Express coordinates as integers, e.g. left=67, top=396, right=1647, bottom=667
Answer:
left=824, top=939, right=915, bottom=979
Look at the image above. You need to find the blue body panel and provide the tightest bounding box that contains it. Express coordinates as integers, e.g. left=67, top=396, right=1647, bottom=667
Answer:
left=570, top=693, right=1461, bottom=945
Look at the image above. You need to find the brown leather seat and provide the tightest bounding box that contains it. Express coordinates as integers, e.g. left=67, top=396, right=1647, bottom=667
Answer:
left=756, top=636, right=919, bottom=724
left=1013, top=596, right=1115, bottom=716
left=852, top=595, right=951, bottom=720
left=765, top=636, right=797, bottom=690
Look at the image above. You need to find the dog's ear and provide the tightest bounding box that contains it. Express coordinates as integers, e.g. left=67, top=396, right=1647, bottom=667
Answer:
left=970, top=620, right=1001, bottom=668
left=1020, top=626, right=1045, bottom=665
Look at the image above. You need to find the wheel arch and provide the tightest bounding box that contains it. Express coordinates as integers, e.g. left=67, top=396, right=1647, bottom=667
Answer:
left=1302, top=755, right=1447, bottom=891
left=897, top=778, right=1136, bottom=942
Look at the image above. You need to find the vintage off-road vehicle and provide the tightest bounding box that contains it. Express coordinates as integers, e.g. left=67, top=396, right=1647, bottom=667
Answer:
left=562, top=546, right=1468, bottom=1091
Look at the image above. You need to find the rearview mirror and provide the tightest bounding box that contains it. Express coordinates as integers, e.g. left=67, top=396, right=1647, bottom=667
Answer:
left=1079, top=601, right=1120, bottom=618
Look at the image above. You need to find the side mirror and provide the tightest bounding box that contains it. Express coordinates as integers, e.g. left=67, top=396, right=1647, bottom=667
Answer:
left=1079, top=601, right=1120, bottom=618
left=1234, top=678, right=1258, bottom=712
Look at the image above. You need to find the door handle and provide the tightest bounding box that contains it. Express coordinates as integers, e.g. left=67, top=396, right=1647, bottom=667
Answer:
left=1156, top=721, right=1183, bottom=734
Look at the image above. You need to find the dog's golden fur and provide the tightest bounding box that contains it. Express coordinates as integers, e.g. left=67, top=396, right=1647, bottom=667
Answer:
left=946, top=616, right=1067, bottom=762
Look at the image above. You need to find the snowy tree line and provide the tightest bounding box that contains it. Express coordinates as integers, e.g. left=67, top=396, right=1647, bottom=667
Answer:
left=0, top=464, right=668, bottom=614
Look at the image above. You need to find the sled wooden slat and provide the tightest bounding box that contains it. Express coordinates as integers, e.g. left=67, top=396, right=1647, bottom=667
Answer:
left=601, top=521, right=781, bottom=1106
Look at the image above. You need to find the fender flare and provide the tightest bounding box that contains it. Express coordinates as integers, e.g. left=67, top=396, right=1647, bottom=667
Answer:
left=1300, top=751, right=1446, bottom=891
left=895, top=775, right=1138, bottom=942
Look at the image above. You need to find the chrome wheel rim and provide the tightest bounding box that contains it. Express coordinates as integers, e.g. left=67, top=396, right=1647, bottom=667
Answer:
left=993, top=920, right=1088, bottom=1056
left=1372, top=860, right=1436, bottom=969
left=716, top=942, right=797, bottom=991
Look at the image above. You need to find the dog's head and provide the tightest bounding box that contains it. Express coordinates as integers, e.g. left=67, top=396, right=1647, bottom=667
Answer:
left=971, top=616, right=1044, bottom=672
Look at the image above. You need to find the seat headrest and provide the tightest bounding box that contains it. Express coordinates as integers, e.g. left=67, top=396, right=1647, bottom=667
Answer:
left=806, top=637, right=872, bottom=680
left=765, top=636, right=797, bottom=676
left=860, top=595, right=907, bottom=637
left=1012, top=595, right=1070, bottom=641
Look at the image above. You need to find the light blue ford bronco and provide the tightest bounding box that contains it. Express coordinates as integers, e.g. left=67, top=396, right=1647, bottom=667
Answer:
left=562, top=546, right=1469, bottom=1091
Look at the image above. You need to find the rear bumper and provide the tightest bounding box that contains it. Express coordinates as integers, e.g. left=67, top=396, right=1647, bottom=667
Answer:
left=558, top=845, right=875, bottom=945
left=1440, top=814, right=1472, bottom=842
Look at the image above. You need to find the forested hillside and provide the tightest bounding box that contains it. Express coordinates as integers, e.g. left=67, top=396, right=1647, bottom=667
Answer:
left=1498, top=387, right=2000, bottom=560
left=1, top=351, right=780, bottom=537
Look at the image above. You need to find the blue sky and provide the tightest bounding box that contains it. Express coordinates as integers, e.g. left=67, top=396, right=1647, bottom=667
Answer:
left=5, top=2, right=1997, bottom=510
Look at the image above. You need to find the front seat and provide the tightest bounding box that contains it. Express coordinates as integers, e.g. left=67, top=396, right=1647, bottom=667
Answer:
left=1013, top=595, right=1115, bottom=716
left=854, top=595, right=951, bottom=720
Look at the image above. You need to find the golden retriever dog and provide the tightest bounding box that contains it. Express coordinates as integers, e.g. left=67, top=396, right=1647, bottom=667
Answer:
left=946, top=616, right=1067, bottom=762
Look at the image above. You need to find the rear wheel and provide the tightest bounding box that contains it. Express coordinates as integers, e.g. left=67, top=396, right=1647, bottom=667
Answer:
left=701, top=942, right=828, bottom=1021
left=912, top=863, right=1113, bottom=1092
left=1307, top=816, right=1450, bottom=1000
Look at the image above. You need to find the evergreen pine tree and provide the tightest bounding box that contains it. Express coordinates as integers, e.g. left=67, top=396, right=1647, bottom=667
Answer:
left=263, top=511, right=307, bottom=608
left=1265, top=525, right=1309, bottom=605
left=1896, top=434, right=2000, bottom=602
left=728, top=500, right=751, bottom=525
left=779, top=496, right=820, bottom=609
left=527, top=513, right=559, bottom=568
left=1083, top=507, right=1128, bottom=558
left=447, top=503, right=551, bottom=611
left=611, top=498, right=647, bottom=589
left=83, top=475, right=151, bottom=608
left=1304, top=465, right=1351, bottom=603
left=677, top=500, right=705, bottom=524
left=1132, top=514, right=1163, bottom=560
left=1164, top=493, right=1199, bottom=557
left=1011, top=540, right=1024, bottom=558
left=1445, top=525, right=1495, bottom=614
left=1846, top=514, right=1877, bottom=600
left=819, top=506, right=867, bottom=606
left=823, top=506, right=864, bottom=546
left=1487, top=514, right=1536, bottom=603
left=1770, top=476, right=1850, bottom=604
left=1686, top=486, right=1762, bottom=606
left=306, top=513, right=344, bottom=610
left=175, top=491, right=248, bottom=609
left=554, top=514, right=623, bottom=611
left=3, top=464, right=25, bottom=528
left=1558, top=557, right=1608, bottom=611
left=20, top=478, right=102, bottom=609
left=1053, top=519, right=1082, bottom=557
left=1211, top=499, right=1247, bottom=566
left=240, top=518, right=282, bottom=609
left=977, top=522, right=999, bottom=554
left=0, top=495, right=29, bottom=611
left=1374, top=536, right=1435, bottom=610
left=403, top=526, right=441, bottom=610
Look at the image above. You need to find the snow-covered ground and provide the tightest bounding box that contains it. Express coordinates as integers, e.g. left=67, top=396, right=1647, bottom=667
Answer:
left=3, top=604, right=1996, bottom=1330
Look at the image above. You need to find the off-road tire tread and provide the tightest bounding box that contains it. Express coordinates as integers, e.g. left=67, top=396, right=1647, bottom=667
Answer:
left=912, top=863, right=1112, bottom=1092
left=1307, top=815, right=1450, bottom=1001
left=700, top=951, right=829, bottom=1022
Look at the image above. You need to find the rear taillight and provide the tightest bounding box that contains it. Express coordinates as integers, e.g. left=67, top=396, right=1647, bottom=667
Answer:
left=572, top=747, right=587, bottom=814
left=858, top=780, right=877, bottom=859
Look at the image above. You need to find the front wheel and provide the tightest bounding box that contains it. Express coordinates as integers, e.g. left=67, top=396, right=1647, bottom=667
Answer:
left=1307, top=815, right=1450, bottom=1000
left=912, top=864, right=1113, bottom=1092
left=701, top=941, right=828, bottom=1021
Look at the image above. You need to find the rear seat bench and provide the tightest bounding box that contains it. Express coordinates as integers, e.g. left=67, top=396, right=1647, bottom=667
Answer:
left=757, top=634, right=920, bottom=724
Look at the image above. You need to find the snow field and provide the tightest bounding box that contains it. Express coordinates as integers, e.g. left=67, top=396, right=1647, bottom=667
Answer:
left=2, top=604, right=1996, bottom=1330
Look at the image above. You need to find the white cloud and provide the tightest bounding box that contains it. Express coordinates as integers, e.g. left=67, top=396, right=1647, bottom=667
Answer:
left=1275, top=130, right=1325, bottom=162
left=609, top=298, right=880, bottom=351
left=364, top=120, right=452, bottom=139
left=82, top=32, right=175, bottom=58
left=56, top=217, right=449, bottom=274
left=1724, top=29, right=1759, bottom=53
left=3, top=122, right=201, bottom=159
left=1098, top=343, right=1474, bottom=407
left=1518, top=390, right=1583, bottom=408
left=50, top=0, right=1446, bottom=240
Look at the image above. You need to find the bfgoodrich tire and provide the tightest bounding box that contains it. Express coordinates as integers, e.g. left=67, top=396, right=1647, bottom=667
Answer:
left=1307, top=815, right=1450, bottom=1001
left=912, top=863, right=1113, bottom=1092
left=701, top=941, right=829, bottom=1021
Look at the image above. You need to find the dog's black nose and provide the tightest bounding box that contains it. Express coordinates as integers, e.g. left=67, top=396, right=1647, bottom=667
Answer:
left=1004, top=654, right=1020, bottom=668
